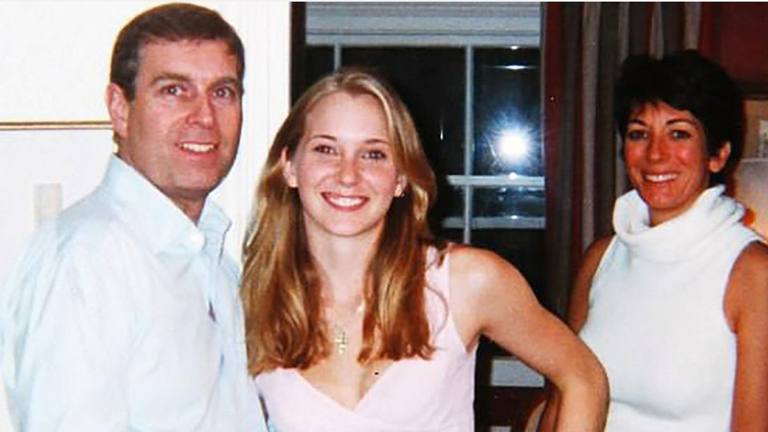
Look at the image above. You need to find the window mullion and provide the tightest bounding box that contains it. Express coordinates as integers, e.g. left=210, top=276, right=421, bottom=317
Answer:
left=333, top=43, right=342, bottom=70
left=462, top=44, right=474, bottom=244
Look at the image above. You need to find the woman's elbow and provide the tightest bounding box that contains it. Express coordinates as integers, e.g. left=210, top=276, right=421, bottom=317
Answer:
left=569, top=353, right=608, bottom=404
left=558, top=352, right=610, bottom=429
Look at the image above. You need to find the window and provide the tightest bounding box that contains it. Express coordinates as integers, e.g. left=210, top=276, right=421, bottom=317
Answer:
left=300, top=3, right=546, bottom=300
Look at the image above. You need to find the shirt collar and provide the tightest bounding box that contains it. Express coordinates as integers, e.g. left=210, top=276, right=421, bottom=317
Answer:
left=101, top=155, right=231, bottom=256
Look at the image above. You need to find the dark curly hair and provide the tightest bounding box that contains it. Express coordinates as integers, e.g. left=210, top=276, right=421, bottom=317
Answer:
left=614, top=50, right=743, bottom=185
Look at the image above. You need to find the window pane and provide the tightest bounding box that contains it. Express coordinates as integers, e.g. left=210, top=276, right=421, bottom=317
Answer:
left=303, top=46, right=335, bottom=94
left=473, top=48, right=541, bottom=176
left=473, top=186, right=545, bottom=219
left=342, top=48, right=466, bottom=176
left=438, top=185, right=464, bottom=219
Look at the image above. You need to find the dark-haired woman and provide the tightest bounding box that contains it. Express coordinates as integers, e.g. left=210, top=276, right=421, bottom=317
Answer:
left=540, top=50, right=768, bottom=431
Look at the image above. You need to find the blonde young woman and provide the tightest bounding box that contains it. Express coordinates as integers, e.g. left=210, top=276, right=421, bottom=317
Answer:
left=242, top=69, right=608, bottom=432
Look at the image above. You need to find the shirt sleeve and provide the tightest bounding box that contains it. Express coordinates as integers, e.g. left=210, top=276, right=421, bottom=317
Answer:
left=4, top=234, right=136, bottom=431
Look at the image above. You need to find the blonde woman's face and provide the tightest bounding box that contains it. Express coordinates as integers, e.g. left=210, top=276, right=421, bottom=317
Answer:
left=282, top=92, right=407, bottom=242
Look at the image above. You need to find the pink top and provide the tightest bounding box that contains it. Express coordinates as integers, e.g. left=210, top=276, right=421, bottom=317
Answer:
left=253, top=248, right=477, bottom=432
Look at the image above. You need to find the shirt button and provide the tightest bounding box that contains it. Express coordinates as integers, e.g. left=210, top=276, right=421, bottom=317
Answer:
left=190, top=232, right=205, bottom=251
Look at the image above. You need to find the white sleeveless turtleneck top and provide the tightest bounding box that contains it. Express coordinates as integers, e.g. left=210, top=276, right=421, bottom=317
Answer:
left=580, top=186, right=761, bottom=432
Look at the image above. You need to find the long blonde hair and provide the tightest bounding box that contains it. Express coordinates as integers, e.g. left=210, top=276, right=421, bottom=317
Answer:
left=242, top=69, right=443, bottom=374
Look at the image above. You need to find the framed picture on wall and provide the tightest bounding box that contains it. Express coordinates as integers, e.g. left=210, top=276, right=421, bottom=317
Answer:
left=744, top=97, right=768, bottom=159
left=736, top=94, right=768, bottom=238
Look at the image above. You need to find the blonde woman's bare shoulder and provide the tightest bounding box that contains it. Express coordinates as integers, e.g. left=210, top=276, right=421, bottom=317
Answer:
left=448, top=244, right=529, bottom=302
left=447, top=244, right=544, bottom=348
left=449, top=243, right=518, bottom=276
left=446, top=245, right=527, bottom=344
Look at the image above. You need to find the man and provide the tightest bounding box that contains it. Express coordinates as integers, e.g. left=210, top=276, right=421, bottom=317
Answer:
left=0, top=4, right=266, bottom=431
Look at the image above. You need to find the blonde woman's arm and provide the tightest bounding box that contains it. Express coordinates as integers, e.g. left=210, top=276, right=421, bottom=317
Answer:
left=538, top=237, right=612, bottom=432
left=449, top=245, right=608, bottom=432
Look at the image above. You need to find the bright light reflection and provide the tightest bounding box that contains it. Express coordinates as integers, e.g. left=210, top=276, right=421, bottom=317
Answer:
left=500, top=65, right=534, bottom=71
left=498, top=129, right=529, bottom=162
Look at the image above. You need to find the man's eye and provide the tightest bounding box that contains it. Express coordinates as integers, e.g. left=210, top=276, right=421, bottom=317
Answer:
left=214, top=87, right=237, bottom=99
left=161, top=84, right=184, bottom=96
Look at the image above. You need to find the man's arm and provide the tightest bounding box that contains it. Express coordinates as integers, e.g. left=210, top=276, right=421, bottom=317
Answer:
left=4, top=237, right=135, bottom=431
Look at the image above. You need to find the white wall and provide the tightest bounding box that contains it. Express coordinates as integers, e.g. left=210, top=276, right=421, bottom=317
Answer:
left=0, top=2, right=290, bottom=430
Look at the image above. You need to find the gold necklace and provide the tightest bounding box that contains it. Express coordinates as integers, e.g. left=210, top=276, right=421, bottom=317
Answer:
left=329, top=301, right=364, bottom=356
left=332, top=324, right=350, bottom=355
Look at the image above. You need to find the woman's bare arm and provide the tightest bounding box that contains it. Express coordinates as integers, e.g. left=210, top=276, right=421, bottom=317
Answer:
left=724, top=241, right=768, bottom=431
left=537, top=237, right=612, bottom=432
left=449, top=245, right=608, bottom=432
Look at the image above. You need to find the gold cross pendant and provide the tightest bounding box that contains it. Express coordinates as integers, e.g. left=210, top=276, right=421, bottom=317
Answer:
left=333, top=325, right=348, bottom=355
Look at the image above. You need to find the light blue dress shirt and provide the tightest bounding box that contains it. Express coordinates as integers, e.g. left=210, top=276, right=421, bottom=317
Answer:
left=0, top=156, right=267, bottom=431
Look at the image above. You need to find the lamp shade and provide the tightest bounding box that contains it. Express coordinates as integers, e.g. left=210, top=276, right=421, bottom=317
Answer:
left=735, top=158, right=768, bottom=239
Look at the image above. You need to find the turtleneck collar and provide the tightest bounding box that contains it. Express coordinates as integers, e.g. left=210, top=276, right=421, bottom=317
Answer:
left=613, top=185, right=745, bottom=262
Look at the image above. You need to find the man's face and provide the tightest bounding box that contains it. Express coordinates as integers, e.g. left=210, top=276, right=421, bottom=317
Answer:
left=108, top=39, right=242, bottom=221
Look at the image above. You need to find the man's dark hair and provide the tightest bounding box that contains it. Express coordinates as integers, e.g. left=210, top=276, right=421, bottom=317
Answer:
left=110, top=2, right=245, bottom=100
left=614, top=50, right=744, bottom=185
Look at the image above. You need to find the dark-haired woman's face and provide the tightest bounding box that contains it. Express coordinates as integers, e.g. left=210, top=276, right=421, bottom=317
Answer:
left=624, top=102, right=730, bottom=226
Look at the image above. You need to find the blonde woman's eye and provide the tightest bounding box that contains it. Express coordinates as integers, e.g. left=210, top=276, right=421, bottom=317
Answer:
left=312, top=144, right=335, bottom=154
left=364, top=150, right=387, bottom=160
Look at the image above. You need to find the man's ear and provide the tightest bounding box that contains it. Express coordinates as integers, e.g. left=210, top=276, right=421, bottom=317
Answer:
left=106, top=84, right=130, bottom=143
left=281, top=148, right=298, bottom=188
left=709, top=142, right=731, bottom=173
